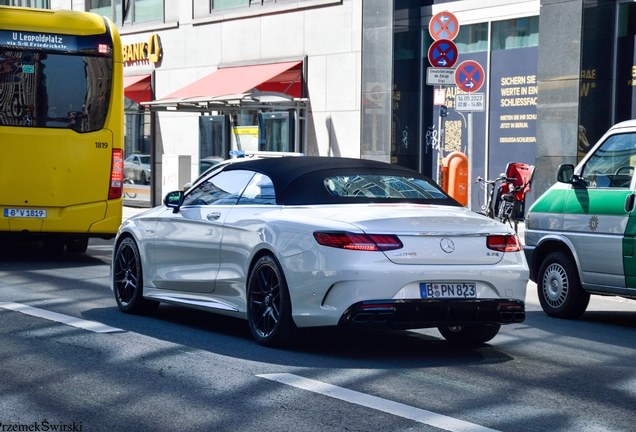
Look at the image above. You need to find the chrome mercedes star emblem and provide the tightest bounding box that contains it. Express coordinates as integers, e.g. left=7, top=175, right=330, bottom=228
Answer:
left=440, top=238, right=455, bottom=253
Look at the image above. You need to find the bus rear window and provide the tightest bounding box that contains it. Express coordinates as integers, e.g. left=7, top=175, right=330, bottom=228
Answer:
left=0, top=49, right=112, bottom=132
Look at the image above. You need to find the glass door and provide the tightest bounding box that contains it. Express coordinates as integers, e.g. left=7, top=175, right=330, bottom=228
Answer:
left=199, top=115, right=228, bottom=174
left=258, top=111, right=291, bottom=152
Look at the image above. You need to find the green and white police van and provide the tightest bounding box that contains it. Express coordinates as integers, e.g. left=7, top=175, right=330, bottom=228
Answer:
left=525, top=120, right=636, bottom=318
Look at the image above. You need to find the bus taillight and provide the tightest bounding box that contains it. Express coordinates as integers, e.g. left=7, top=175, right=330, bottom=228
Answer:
left=109, top=149, right=124, bottom=199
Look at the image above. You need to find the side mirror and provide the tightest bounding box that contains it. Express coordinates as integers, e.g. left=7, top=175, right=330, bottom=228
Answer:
left=164, top=190, right=184, bottom=213
left=557, top=164, right=586, bottom=188
left=557, top=164, right=574, bottom=183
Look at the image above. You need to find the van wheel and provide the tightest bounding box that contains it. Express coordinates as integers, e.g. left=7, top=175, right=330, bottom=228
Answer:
left=537, top=251, right=590, bottom=319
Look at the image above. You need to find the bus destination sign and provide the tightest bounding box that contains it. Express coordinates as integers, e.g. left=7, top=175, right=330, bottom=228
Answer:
left=0, top=30, right=77, bottom=52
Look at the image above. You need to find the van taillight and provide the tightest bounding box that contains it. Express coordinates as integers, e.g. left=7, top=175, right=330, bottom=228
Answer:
left=109, top=149, right=123, bottom=199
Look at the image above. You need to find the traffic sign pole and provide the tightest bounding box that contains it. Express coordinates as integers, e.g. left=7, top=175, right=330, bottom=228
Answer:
left=427, top=11, right=460, bottom=190
left=467, top=111, right=473, bottom=209
left=453, top=60, right=485, bottom=209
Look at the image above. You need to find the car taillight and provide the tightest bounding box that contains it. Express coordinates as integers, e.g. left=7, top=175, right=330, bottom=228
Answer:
left=487, top=234, right=522, bottom=252
left=313, top=232, right=403, bottom=251
left=109, top=149, right=124, bottom=200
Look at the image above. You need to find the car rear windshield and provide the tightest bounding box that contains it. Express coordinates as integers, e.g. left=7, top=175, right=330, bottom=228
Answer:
left=324, top=174, right=448, bottom=200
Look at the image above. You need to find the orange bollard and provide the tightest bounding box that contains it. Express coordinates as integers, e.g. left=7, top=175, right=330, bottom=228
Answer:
left=442, top=152, right=469, bottom=206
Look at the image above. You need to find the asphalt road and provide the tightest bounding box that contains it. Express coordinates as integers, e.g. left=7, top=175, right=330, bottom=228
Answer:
left=0, top=237, right=635, bottom=432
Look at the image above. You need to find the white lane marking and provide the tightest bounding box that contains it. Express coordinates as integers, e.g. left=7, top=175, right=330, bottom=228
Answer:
left=0, top=302, right=125, bottom=333
left=258, top=373, right=500, bottom=432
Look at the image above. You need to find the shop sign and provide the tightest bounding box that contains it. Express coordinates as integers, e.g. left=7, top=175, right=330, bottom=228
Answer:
left=123, top=33, right=162, bottom=64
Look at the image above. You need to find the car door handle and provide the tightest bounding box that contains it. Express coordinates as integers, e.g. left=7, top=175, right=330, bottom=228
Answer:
left=206, top=212, right=222, bottom=221
left=625, top=194, right=635, bottom=213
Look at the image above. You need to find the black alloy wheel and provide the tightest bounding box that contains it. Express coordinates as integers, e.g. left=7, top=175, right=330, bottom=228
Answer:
left=537, top=251, right=589, bottom=319
left=113, top=236, right=159, bottom=314
left=247, top=255, right=298, bottom=347
left=438, top=324, right=501, bottom=344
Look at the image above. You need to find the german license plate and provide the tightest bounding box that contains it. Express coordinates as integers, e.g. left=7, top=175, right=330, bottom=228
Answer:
left=420, top=283, right=476, bottom=299
left=4, top=208, right=47, bottom=218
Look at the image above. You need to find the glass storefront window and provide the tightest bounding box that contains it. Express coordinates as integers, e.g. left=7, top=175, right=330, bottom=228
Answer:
left=619, top=3, right=636, bottom=37
left=211, top=0, right=247, bottom=10
left=454, top=23, right=488, bottom=53
left=90, top=0, right=162, bottom=24
left=123, top=101, right=152, bottom=204
left=491, top=16, right=539, bottom=50
left=0, top=0, right=48, bottom=6
left=90, top=0, right=113, bottom=18
left=134, top=0, right=163, bottom=22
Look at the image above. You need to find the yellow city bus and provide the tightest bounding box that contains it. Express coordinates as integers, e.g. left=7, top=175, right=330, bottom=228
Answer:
left=0, top=6, right=124, bottom=253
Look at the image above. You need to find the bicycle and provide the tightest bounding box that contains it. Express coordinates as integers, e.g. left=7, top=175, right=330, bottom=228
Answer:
left=475, top=162, right=535, bottom=233
left=475, top=174, right=508, bottom=220
left=123, top=178, right=137, bottom=199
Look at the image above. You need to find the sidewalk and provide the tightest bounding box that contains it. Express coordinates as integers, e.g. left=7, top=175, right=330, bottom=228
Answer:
left=517, top=221, right=526, bottom=245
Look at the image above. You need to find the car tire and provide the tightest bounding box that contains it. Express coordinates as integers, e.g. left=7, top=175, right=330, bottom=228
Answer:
left=247, top=255, right=298, bottom=348
left=537, top=251, right=590, bottom=319
left=113, top=237, right=159, bottom=314
left=438, top=324, right=501, bottom=344
left=141, top=171, right=147, bottom=185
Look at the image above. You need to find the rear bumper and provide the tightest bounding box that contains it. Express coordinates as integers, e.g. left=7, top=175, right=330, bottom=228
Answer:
left=338, top=299, right=525, bottom=329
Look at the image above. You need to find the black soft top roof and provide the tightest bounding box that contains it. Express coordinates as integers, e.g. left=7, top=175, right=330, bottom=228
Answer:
left=223, top=156, right=461, bottom=206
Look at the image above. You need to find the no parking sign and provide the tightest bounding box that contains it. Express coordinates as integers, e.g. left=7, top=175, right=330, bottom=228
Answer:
left=429, top=11, right=460, bottom=41
left=428, top=39, right=458, bottom=68
left=454, top=60, right=485, bottom=93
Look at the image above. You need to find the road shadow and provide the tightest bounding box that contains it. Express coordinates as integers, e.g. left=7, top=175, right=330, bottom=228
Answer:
left=524, top=308, right=636, bottom=350
left=84, top=302, right=515, bottom=369
left=0, top=238, right=111, bottom=268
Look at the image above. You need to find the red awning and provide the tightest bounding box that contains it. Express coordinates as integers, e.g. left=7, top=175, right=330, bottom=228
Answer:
left=161, top=61, right=303, bottom=101
left=124, top=74, right=152, bottom=105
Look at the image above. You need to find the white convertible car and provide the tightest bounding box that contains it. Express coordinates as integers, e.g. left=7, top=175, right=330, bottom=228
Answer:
left=112, top=156, right=528, bottom=347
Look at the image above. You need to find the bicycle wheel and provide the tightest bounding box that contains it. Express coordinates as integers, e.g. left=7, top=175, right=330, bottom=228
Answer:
left=497, top=200, right=517, bottom=232
left=124, top=178, right=137, bottom=199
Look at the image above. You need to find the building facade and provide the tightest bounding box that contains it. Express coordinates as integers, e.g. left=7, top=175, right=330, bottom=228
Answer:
left=35, top=0, right=635, bottom=209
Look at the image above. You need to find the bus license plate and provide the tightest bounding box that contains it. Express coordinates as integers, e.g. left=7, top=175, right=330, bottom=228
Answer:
left=420, top=283, right=476, bottom=299
left=4, top=208, right=47, bottom=218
